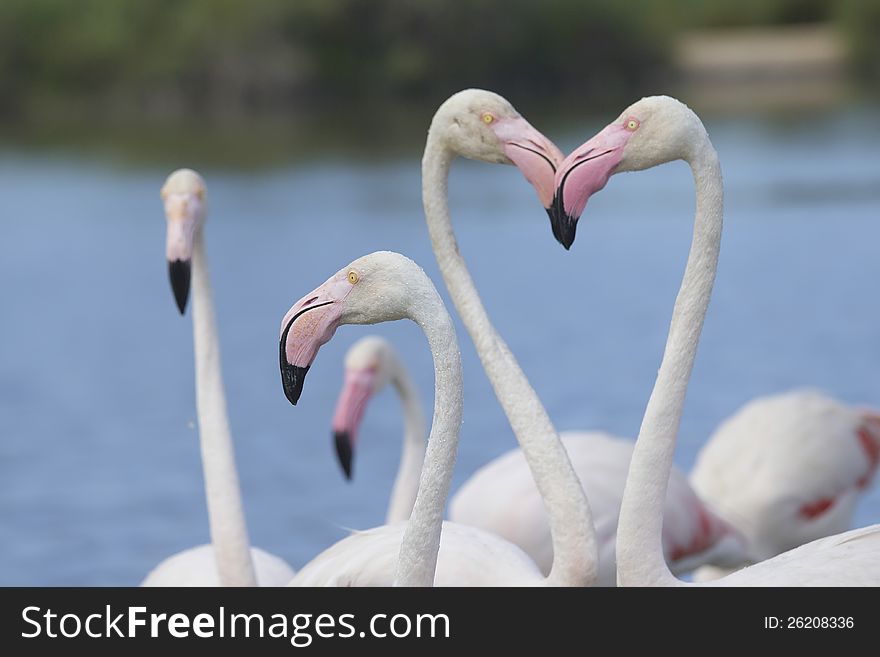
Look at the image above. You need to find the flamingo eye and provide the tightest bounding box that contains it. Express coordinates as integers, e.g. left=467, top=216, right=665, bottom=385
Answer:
left=196, top=188, right=206, bottom=201
left=481, top=113, right=495, bottom=124
left=625, top=118, right=640, bottom=131
left=348, top=271, right=360, bottom=284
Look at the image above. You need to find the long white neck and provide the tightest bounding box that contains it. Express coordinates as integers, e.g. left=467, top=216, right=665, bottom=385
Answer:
left=385, top=360, right=427, bottom=524
left=616, top=140, right=723, bottom=587
left=394, top=284, right=462, bottom=586
left=191, top=235, right=257, bottom=587
left=421, top=133, right=597, bottom=586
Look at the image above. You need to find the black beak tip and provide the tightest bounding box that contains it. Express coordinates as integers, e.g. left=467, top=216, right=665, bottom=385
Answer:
left=546, top=200, right=578, bottom=250
left=168, top=259, right=191, bottom=315
left=334, top=431, right=354, bottom=480
left=559, top=224, right=576, bottom=250
left=280, top=362, right=309, bottom=406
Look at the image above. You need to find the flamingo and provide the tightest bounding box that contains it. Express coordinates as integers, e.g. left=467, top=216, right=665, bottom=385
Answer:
left=279, top=251, right=567, bottom=586
left=551, top=95, right=880, bottom=585
left=331, top=335, right=426, bottom=523
left=331, top=337, right=745, bottom=583
left=417, top=88, right=744, bottom=584
left=142, top=169, right=295, bottom=587
left=407, top=89, right=600, bottom=585
left=689, top=389, right=880, bottom=579
left=450, top=433, right=745, bottom=583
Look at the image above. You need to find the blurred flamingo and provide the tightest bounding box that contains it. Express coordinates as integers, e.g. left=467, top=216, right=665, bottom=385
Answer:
left=142, top=169, right=295, bottom=586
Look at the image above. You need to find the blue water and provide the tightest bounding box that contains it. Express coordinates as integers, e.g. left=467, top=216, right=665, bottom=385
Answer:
left=1, top=106, right=879, bottom=585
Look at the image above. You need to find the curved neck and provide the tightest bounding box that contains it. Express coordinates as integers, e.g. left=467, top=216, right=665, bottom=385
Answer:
left=421, top=132, right=597, bottom=586
left=191, top=235, right=257, bottom=587
left=385, top=361, right=427, bottom=524
left=394, top=286, right=462, bottom=586
left=616, top=142, right=723, bottom=587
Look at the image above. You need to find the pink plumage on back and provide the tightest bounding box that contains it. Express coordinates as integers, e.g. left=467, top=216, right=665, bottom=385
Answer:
left=856, top=411, right=880, bottom=488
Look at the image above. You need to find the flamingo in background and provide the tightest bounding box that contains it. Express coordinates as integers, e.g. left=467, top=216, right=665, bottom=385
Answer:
left=142, top=169, right=295, bottom=586
left=690, top=389, right=880, bottom=579
left=330, top=333, right=743, bottom=584
left=551, top=94, right=880, bottom=585
left=331, top=335, right=426, bottom=524
left=279, top=251, right=579, bottom=586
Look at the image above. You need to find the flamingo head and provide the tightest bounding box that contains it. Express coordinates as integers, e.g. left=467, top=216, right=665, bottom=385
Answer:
left=549, top=95, right=707, bottom=249
left=279, top=252, right=422, bottom=407
left=432, top=88, right=563, bottom=213
left=161, top=168, right=207, bottom=314
left=331, top=336, right=397, bottom=480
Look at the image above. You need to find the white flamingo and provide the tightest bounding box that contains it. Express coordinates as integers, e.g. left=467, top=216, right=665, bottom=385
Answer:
left=331, top=335, right=426, bottom=523
left=451, top=432, right=745, bottom=584
left=552, top=95, right=880, bottom=586
left=690, top=389, right=880, bottom=579
left=411, top=89, right=600, bottom=585
left=279, top=251, right=571, bottom=586
left=142, top=169, right=295, bottom=586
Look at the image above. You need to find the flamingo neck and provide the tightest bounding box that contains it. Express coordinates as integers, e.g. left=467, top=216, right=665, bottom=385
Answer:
left=616, top=139, right=723, bottom=587
left=420, top=131, right=597, bottom=586
left=394, top=282, right=462, bottom=586
left=385, top=359, right=427, bottom=524
left=191, top=235, right=257, bottom=587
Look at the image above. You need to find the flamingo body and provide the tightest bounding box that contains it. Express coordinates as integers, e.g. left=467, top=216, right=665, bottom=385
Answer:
left=691, top=389, right=880, bottom=570
left=704, top=525, right=880, bottom=586
left=451, top=431, right=745, bottom=585
left=142, top=545, right=295, bottom=587
left=289, top=521, right=542, bottom=587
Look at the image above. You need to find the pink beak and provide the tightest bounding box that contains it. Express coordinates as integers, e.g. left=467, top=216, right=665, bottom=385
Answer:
left=279, top=276, right=351, bottom=405
left=331, top=367, right=378, bottom=479
left=549, top=122, right=633, bottom=249
left=490, top=115, right=564, bottom=211
left=164, top=194, right=200, bottom=314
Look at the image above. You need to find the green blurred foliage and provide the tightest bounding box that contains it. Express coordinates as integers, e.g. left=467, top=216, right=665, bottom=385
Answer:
left=835, top=0, right=880, bottom=80
left=0, top=0, right=873, bottom=123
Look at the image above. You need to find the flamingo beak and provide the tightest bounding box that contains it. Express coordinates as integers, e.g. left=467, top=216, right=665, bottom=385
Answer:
left=279, top=277, right=351, bottom=405
left=490, top=116, right=564, bottom=213
left=164, top=193, right=201, bottom=314
left=330, top=367, right=378, bottom=480
left=549, top=122, right=633, bottom=249
left=168, top=260, right=191, bottom=315
left=333, top=431, right=354, bottom=480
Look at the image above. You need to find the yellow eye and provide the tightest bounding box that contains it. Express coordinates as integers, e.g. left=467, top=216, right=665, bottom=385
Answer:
left=482, top=113, right=494, bottom=124
left=626, top=119, right=639, bottom=131
left=196, top=188, right=206, bottom=201
left=348, top=271, right=359, bottom=284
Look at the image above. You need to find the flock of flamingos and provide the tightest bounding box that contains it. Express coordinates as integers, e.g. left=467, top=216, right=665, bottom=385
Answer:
left=144, top=89, right=880, bottom=587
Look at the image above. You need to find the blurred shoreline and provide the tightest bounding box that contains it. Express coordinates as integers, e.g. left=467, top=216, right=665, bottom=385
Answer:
left=673, top=23, right=854, bottom=112
left=2, top=11, right=878, bottom=168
